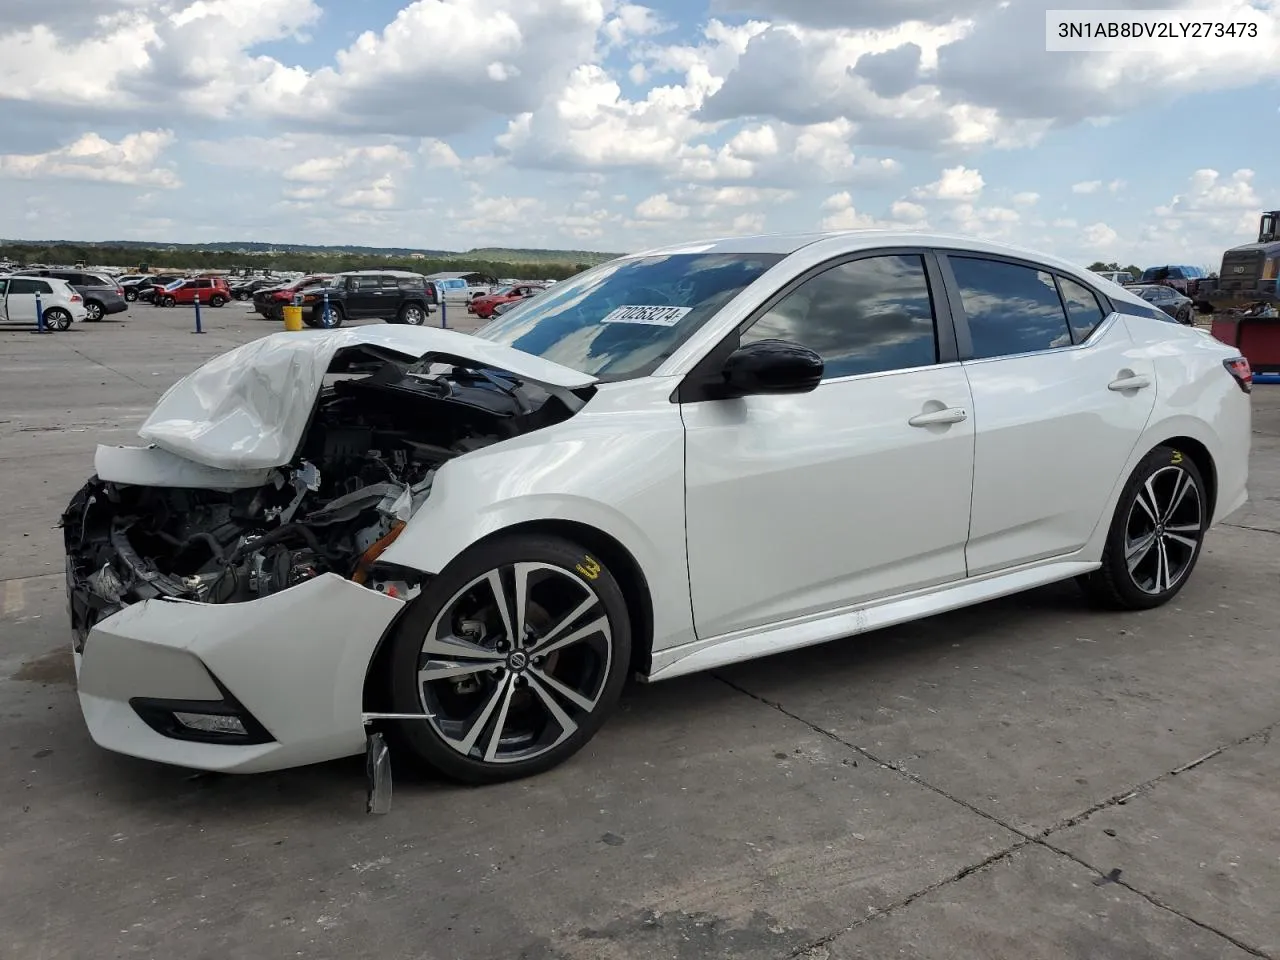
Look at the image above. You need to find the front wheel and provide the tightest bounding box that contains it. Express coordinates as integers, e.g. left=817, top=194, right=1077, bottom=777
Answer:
left=124, top=289, right=138, bottom=302
left=1077, top=444, right=1209, bottom=610
left=385, top=533, right=632, bottom=784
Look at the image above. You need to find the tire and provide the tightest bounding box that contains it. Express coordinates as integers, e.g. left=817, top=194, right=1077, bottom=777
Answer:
left=43, top=308, right=72, bottom=331
left=162, top=295, right=176, bottom=307
left=124, top=289, right=138, bottom=302
left=1077, top=444, right=1209, bottom=610
left=399, top=302, right=427, bottom=326
left=309, top=303, right=343, bottom=328
left=84, top=300, right=104, bottom=322
left=384, top=533, right=632, bottom=784
left=209, top=295, right=226, bottom=307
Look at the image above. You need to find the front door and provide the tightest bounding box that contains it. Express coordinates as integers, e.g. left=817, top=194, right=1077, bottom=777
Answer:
left=345, top=276, right=383, bottom=317
left=4, top=277, right=43, bottom=323
left=681, top=251, right=976, bottom=640
left=940, top=254, right=1158, bottom=575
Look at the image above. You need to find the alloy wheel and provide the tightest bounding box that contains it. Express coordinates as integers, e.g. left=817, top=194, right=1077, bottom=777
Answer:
left=1124, top=464, right=1203, bottom=595
left=85, top=302, right=103, bottom=321
left=417, top=562, right=613, bottom=764
left=402, top=305, right=425, bottom=325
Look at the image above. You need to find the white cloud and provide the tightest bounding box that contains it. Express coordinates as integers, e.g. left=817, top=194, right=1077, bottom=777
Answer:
left=1072, top=180, right=1102, bottom=194
left=1012, top=191, right=1039, bottom=206
left=0, top=130, right=180, bottom=187
left=420, top=138, right=462, bottom=168
left=911, top=165, right=984, bottom=201
left=601, top=3, right=671, bottom=46
left=634, top=193, right=690, bottom=221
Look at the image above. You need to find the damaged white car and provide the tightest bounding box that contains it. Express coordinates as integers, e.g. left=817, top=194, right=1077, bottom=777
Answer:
left=63, top=232, right=1251, bottom=804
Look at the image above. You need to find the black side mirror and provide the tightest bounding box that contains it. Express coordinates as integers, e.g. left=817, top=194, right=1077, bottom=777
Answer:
left=718, top=339, right=823, bottom=398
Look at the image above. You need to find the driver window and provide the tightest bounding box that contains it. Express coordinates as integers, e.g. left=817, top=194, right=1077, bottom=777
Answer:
left=739, top=254, right=940, bottom=379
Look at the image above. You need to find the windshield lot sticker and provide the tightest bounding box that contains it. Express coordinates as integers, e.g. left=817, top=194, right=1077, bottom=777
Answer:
left=600, top=305, right=693, bottom=327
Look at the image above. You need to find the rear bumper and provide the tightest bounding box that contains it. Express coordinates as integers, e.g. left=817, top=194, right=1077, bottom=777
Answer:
left=72, top=573, right=406, bottom=773
left=101, top=300, right=128, bottom=315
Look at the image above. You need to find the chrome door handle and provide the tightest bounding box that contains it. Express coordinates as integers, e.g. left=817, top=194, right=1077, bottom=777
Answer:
left=1108, top=375, right=1151, bottom=391
left=908, top=407, right=968, bottom=427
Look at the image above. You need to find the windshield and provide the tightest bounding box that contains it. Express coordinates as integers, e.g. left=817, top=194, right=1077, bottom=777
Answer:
left=473, top=253, right=784, bottom=379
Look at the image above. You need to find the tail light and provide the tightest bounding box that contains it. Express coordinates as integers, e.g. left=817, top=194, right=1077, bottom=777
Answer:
left=70, top=294, right=83, bottom=302
left=116, top=287, right=125, bottom=296
left=1224, top=357, right=1252, bottom=393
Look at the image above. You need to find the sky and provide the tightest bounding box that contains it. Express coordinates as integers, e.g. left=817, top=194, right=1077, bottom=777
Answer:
left=0, top=0, right=1276, bottom=268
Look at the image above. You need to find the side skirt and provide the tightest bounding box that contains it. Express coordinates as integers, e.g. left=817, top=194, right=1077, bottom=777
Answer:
left=647, top=559, right=1100, bottom=682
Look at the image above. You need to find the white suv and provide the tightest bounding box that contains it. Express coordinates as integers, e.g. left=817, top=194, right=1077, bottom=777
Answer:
left=0, top=275, right=88, bottom=330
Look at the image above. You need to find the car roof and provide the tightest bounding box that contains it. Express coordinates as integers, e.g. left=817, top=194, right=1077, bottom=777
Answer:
left=624, top=229, right=1109, bottom=274
left=335, top=270, right=424, bottom=277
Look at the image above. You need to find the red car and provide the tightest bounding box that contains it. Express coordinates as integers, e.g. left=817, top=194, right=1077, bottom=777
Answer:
left=252, top=275, right=334, bottom=317
left=468, top=283, right=544, bottom=319
left=153, top=276, right=233, bottom=307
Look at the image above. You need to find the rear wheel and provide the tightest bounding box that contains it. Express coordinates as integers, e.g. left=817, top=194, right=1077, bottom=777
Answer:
left=209, top=295, right=226, bottom=307
left=162, top=295, right=176, bottom=307
left=43, top=307, right=72, bottom=331
left=308, top=302, right=343, bottom=328
left=385, top=533, right=632, bottom=784
left=1078, top=444, right=1209, bottom=610
left=399, top=302, right=427, bottom=325
left=124, top=289, right=138, bottom=302
left=84, top=301, right=104, bottom=322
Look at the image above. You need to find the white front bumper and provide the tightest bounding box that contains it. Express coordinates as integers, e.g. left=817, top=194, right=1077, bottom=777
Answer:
left=75, top=574, right=405, bottom=773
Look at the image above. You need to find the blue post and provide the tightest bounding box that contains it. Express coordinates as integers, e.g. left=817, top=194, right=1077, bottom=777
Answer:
left=322, top=291, right=331, bottom=327
left=440, top=297, right=448, bottom=329
left=35, top=291, right=47, bottom=333
left=193, top=291, right=204, bottom=334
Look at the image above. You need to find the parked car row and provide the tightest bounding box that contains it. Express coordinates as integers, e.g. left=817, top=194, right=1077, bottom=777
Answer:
left=5, top=267, right=128, bottom=321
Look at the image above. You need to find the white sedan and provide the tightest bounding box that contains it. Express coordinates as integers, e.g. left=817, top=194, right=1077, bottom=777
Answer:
left=63, top=231, right=1251, bottom=797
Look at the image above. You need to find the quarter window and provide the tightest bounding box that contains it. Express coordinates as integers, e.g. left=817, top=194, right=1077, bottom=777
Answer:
left=739, top=254, right=939, bottom=379
left=949, top=257, right=1073, bottom=359
left=1057, top=276, right=1106, bottom=342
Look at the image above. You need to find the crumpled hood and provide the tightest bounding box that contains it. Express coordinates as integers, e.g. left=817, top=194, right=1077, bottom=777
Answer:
left=137, top=325, right=597, bottom=471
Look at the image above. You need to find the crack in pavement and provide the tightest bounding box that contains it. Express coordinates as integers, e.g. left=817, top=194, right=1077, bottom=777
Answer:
left=717, top=674, right=1279, bottom=959
left=1224, top=522, right=1280, bottom=537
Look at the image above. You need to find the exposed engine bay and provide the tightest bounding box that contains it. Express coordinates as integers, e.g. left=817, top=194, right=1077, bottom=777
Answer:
left=63, top=345, right=587, bottom=648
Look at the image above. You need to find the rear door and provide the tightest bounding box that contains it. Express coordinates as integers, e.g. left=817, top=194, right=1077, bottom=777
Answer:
left=938, top=253, right=1157, bottom=576
left=0, top=277, right=8, bottom=322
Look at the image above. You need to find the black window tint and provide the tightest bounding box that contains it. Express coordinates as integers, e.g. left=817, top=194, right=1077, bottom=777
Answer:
left=1058, top=276, right=1106, bottom=342
left=740, top=254, right=938, bottom=378
left=9, top=278, right=41, bottom=294
left=950, top=257, right=1072, bottom=359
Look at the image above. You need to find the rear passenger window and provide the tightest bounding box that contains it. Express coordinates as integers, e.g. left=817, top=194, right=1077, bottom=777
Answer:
left=949, top=257, right=1073, bottom=359
left=740, top=254, right=939, bottom=379
left=1057, top=276, right=1106, bottom=342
